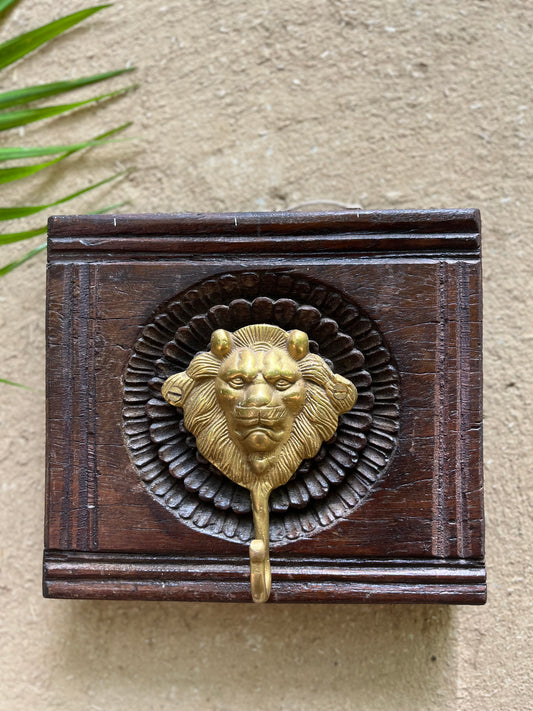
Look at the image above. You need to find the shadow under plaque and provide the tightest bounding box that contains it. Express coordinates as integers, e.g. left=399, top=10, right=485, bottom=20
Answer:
left=43, top=209, right=485, bottom=604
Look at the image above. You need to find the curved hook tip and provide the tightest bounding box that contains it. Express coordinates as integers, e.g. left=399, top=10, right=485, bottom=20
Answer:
left=249, top=539, right=271, bottom=603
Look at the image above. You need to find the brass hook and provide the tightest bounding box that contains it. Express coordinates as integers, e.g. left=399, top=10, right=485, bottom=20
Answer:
left=249, top=486, right=272, bottom=603
left=250, top=539, right=271, bottom=603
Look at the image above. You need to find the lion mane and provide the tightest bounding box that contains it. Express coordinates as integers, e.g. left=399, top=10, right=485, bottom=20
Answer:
left=161, top=324, right=357, bottom=492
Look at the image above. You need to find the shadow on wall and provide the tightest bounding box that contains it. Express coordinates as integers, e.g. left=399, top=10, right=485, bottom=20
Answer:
left=52, top=602, right=456, bottom=710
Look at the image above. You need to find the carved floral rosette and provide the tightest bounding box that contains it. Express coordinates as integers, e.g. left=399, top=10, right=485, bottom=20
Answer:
left=122, top=271, right=400, bottom=545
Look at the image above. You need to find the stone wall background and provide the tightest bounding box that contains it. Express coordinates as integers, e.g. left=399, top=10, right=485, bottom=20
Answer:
left=0, top=1, right=531, bottom=709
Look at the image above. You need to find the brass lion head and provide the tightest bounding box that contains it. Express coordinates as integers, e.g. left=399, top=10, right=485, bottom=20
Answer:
left=162, top=324, right=357, bottom=494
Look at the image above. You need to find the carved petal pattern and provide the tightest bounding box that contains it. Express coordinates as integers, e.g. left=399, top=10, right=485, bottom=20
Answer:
left=123, top=271, right=399, bottom=545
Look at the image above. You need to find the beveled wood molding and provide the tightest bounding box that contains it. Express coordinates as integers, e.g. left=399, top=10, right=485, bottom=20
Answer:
left=43, top=552, right=486, bottom=603
left=47, top=209, right=481, bottom=257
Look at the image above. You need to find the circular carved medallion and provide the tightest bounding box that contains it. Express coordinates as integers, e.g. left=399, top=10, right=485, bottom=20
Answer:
left=123, top=271, right=399, bottom=545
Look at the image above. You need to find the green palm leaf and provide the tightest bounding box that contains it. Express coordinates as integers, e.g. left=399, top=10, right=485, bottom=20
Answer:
left=0, top=160, right=60, bottom=184
left=0, top=67, right=134, bottom=110
left=0, top=200, right=126, bottom=246
left=0, top=378, right=30, bottom=388
left=0, top=1, right=137, bottom=389
left=0, top=122, right=131, bottom=183
left=0, top=0, right=21, bottom=13
left=0, top=170, right=127, bottom=220
left=0, top=225, right=46, bottom=245
left=0, top=200, right=126, bottom=247
left=0, top=241, right=46, bottom=276
left=0, top=131, right=128, bottom=162
left=0, top=85, right=135, bottom=131
left=0, top=5, right=111, bottom=71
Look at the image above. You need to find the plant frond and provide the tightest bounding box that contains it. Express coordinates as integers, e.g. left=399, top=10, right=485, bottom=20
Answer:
left=0, top=86, right=135, bottom=131
left=0, top=123, right=131, bottom=184
left=0, top=122, right=132, bottom=162
left=0, top=170, right=127, bottom=220
left=0, top=5, right=112, bottom=72
left=0, top=377, right=31, bottom=388
left=0, top=224, right=46, bottom=244
left=0, top=241, right=46, bottom=276
left=0, top=68, right=134, bottom=110
left=0, top=0, right=22, bottom=14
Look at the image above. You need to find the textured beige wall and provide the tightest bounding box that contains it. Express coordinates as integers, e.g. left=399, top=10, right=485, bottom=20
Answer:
left=0, top=1, right=532, bottom=709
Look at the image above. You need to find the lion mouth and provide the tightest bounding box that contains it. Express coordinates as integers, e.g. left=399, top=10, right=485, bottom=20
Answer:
left=241, top=427, right=281, bottom=443
left=233, top=406, right=286, bottom=424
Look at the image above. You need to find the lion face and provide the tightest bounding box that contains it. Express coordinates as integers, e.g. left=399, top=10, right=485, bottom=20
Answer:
left=215, top=346, right=306, bottom=457
left=161, top=324, right=357, bottom=494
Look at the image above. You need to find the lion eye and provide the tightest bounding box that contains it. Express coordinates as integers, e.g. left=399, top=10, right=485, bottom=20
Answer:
left=275, top=379, right=292, bottom=390
left=228, top=376, right=246, bottom=388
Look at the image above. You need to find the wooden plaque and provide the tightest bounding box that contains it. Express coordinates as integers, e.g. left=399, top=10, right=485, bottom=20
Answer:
left=44, top=210, right=485, bottom=603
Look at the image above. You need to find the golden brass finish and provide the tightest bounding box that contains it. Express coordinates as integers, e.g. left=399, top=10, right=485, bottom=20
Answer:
left=162, top=324, right=357, bottom=602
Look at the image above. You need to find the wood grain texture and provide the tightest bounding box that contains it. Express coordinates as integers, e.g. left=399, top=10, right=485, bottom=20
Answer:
left=43, top=552, right=486, bottom=603
left=47, top=210, right=480, bottom=256
left=44, top=210, right=484, bottom=603
left=48, top=209, right=481, bottom=237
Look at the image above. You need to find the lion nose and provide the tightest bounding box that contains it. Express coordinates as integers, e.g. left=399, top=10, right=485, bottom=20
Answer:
left=243, top=382, right=272, bottom=408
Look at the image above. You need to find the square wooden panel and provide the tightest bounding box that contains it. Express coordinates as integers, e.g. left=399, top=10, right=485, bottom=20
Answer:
left=44, top=210, right=485, bottom=603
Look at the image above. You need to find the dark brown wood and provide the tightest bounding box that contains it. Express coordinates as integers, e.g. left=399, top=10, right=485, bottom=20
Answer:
left=44, top=209, right=484, bottom=603
left=43, top=552, right=485, bottom=603
left=48, top=210, right=480, bottom=256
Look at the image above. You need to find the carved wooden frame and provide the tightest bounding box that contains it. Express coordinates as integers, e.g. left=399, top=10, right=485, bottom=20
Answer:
left=44, top=210, right=485, bottom=603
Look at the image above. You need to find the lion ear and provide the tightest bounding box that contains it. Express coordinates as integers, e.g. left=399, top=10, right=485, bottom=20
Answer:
left=326, top=373, right=358, bottom=414
left=211, top=329, right=232, bottom=358
left=162, top=371, right=190, bottom=408
left=287, top=330, right=309, bottom=361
